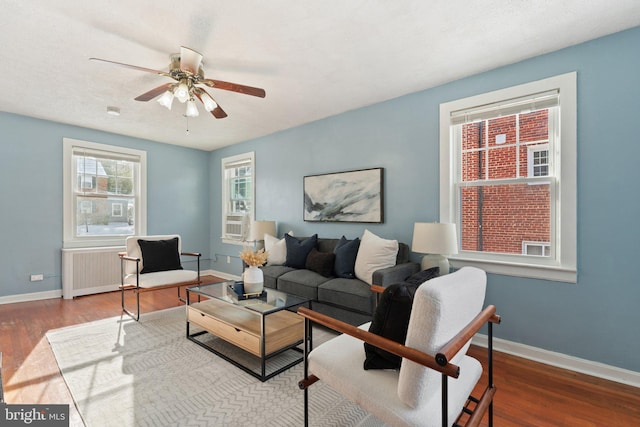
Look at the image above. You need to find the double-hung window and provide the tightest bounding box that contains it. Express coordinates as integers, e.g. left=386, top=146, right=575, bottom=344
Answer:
left=439, top=73, right=576, bottom=282
left=221, top=152, right=255, bottom=244
left=63, top=138, right=146, bottom=248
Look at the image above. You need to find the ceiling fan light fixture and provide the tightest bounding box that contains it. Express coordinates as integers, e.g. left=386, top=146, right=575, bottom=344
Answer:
left=185, top=99, right=199, bottom=117
left=157, top=90, right=174, bottom=110
left=200, top=91, right=218, bottom=112
left=174, top=80, right=190, bottom=103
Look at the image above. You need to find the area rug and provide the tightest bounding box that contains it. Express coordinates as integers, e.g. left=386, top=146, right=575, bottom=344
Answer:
left=46, top=307, right=385, bottom=427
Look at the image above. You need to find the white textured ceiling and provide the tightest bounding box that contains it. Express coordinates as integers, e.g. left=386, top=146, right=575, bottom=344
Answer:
left=1, top=1, right=639, bottom=151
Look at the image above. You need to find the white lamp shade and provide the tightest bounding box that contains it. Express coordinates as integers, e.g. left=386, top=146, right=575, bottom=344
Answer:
left=157, top=91, right=174, bottom=110
left=248, top=220, right=276, bottom=242
left=412, top=222, right=458, bottom=255
left=174, top=81, right=190, bottom=103
left=185, top=99, right=199, bottom=117
left=200, top=91, right=218, bottom=111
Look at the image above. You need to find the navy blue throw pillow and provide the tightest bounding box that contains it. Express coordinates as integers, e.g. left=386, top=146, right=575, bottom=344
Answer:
left=138, top=238, right=183, bottom=274
left=284, top=234, right=318, bottom=268
left=333, top=236, right=360, bottom=279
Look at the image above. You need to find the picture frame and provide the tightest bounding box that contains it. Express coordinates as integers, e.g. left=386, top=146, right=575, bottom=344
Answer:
left=303, top=167, right=384, bottom=223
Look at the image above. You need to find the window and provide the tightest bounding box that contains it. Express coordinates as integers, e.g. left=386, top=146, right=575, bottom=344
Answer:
left=221, top=152, right=255, bottom=243
left=112, top=203, right=123, bottom=217
left=63, top=138, right=146, bottom=248
left=523, top=241, right=550, bottom=257
left=440, top=73, right=576, bottom=282
left=528, top=144, right=549, bottom=178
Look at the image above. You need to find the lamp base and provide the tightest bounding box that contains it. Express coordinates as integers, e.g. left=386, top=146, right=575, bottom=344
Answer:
left=420, top=254, right=451, bottom=275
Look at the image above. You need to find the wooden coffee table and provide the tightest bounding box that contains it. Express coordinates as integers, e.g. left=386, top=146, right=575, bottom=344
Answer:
left=186, top=281, right=310, bottom=381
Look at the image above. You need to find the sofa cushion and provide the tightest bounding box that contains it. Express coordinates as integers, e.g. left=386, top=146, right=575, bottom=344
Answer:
left=305, top=248, right=335, bottom=277
left=354, top=230, right=398, bottom=285
left=277, top=269, right=330, bottom=300
left=333, top=236, right=360, bottom=279
left=137, top=237, right=183, bottom=274
left=260, top=265, right=295, bottom=289
left=317, top=278, right=374, bottom=315
left=285, top=234, right=318, bottom=268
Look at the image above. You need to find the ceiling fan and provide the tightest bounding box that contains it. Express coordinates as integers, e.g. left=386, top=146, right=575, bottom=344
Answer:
left=90, top=46, right=266, bottom=119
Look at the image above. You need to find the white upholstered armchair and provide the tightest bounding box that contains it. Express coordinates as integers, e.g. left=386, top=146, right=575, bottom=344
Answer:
left=297, top=266, right=500, bottom=427
left=119, top=235, right=201, bottom=320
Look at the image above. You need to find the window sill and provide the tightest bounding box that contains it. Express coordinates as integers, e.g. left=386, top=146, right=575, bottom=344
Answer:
left=222, top=238, right=245, bottom=246
left=449, top=255, right=577, bottom=283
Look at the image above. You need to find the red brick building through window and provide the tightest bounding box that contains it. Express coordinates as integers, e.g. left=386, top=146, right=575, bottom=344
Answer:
left=459, top=110, right=551, bottom=256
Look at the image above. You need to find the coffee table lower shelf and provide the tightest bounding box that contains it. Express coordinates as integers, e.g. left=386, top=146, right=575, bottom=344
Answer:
left=186, top=300, right=305, bottom=382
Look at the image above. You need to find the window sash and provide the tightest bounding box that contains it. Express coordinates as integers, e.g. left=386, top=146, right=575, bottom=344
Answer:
left=450, top=90, right=559, bottom=125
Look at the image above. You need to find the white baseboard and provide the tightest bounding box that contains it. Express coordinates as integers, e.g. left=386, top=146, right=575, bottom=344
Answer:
left=0, top=289, right=63, bottom=305
left=473, top=334, right=640, bottom=388
left=0, top=270, right=238, bottom=306
left=204, top=269, right=241, bottom=281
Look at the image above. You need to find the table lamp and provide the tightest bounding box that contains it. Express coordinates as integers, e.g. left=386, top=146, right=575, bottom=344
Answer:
left=411, top=222, right=458, bottom=275
left=248, top=220, right=277, bottom=250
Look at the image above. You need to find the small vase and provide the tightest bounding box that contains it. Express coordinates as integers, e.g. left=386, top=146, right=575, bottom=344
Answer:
left=243, top=266, right=264, bottom=294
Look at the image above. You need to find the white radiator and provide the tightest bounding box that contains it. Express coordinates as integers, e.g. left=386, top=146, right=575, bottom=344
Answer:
left=61, top=247, right=124, bottom=299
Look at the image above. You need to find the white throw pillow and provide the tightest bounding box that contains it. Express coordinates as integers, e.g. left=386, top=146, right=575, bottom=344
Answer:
left=354, top=229, right=399, bottom=285
left=264, top=232, right=293, bottom=265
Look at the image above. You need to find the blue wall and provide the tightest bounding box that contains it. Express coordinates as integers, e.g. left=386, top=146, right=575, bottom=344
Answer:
left=0, top=113, right=211, bottom=297
left=1, top=26, right=638, bottom=373
left=209, top=27, right=640, bottom=372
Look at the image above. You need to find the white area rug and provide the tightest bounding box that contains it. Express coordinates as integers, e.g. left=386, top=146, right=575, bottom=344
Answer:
left=46, top=307, right=385, bottom=427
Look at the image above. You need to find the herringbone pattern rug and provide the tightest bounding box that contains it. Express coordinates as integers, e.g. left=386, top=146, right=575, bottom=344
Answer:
left=46, top=307, right=385, bottom=427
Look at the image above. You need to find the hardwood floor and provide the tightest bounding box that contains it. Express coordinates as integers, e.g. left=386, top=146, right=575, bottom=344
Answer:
left=1, top=279, right=639, bottom=426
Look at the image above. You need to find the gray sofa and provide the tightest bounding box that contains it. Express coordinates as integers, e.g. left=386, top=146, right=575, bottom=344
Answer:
left=260, top=237, right=419, bottom=325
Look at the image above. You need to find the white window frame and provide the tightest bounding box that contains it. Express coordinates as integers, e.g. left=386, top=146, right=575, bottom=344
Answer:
left=528, top=144, right=550, bottom=178
left=112, top=202, right=123, bottom=217
left=440, top=72, right=577, bottom=282
left=523, top=241, right=550, bottom=257
left=63, top=138, right=147, bottom=248
left=221, top=152, right=255, bottom=245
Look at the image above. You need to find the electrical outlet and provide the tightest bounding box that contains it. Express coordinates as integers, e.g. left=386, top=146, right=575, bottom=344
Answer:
left=30, top=274, right=44, bottom=282
left=226, top=256, right=231, bottom=264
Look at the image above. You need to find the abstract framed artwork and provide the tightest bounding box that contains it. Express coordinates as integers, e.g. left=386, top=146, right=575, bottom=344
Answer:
left=303, top=167, right=384, bottom=223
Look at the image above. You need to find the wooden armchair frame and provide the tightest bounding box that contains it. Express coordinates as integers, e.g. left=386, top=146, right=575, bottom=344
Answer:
left=297, top=303, right=500, bottom=427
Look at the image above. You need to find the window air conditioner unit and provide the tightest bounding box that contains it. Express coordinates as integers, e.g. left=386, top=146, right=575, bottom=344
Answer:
left=225, top=214, right=248, bottom=240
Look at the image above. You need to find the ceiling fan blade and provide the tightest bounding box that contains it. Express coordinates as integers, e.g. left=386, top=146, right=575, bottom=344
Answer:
left=180, top=46, right=203, bottom=74
left=200, top=79, right=266, bottom=98
left=194, top=89, right=228, bottom=119
left=134, top=83, right=174, bottom=101
left=211, top=105, right=228, bottom=119
left=89, top=57, right=170, bottom=76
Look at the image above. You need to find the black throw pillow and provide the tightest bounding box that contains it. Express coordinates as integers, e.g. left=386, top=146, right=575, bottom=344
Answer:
left=333, top=236, right=360, bottom=279
left=138, top=237, right=183, bottom=274
left=363, top=268, right=439, bottom=370
left=305, top=248, right=335, bottom=277
left=404, top=267, right=440, bottom=285
left=364, top=283, right=418, bottom=370
left=284, top=234, right=318, bottom=268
